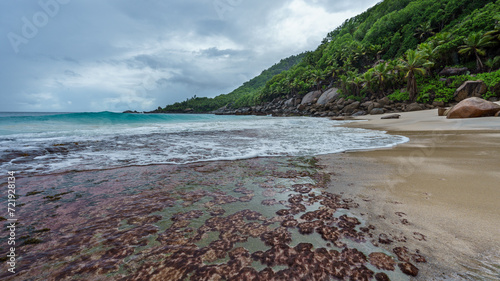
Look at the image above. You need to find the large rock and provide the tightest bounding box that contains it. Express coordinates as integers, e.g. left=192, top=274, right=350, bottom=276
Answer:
left=439, top=67, right=469, bottom=76
left=432, top=101, right=445, bottom=107
left=406, top=103, right=423, bottom=112
left=361, top=101, right=373, bottom=108
left=399, top=262, right=419, bottom=277
left=317, top=88, right=340, bottom=105
left=447, top=97, right=500, bottom=119
left=284, top=98, right=295, bottom=107
left=343, top=101, right=360, bottom=114
left=454, top=81, right=487, bottom=102
left=378, top=97, right=391, bottom=107
left=361, top=101, right=374, bottom=112
left=370, top=108, right=385, bottom=115
left=301, top=90, right=322, bottom=105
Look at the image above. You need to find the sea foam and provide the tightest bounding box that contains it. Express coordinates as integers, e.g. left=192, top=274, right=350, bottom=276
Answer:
left=0, top=112, right=408, bottom=175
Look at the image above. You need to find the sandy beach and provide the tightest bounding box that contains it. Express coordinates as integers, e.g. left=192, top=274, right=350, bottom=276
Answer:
left=320, top=109, right=500, bottom=280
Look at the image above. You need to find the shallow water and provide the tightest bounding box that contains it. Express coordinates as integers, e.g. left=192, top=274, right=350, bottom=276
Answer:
left=0, top=112, right=408, bottom=175
left=0, top=157, right=419, bottom=280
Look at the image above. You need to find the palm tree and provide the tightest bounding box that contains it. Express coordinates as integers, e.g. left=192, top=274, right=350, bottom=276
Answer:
left=417, top=43, right=437, bottom=74
left=458, top=32, right=495, bottom=72
left=485, top=56, right=500, bottom=72
left=372, top=63, right=390, bottom=97
left=485, top=15, right=500, bottom=41
left=399, top=50, right=434, bottom=102
left=353, top=76, right=364, bottom=97
left=309, top=69, right=326, bottom=91
left=346, top=71, right=363, bottom=97
left=367, top=44, right=383, bottom=61
left=414, top=21, right=435, bottom=42
left=430, top=32, right=454, bottom=66
left=432, top=32, right=453, bottom=46
left=362, top=70, right=377, bottom=97
left=290, top=79, right=299, bottom=95
left=283, top=75, right=293, bottom=94
left=386, top=59, right=403, bottom=89
left=417, top=42, right=436, bottom=61
left=339, top=74, right=349, bottom=95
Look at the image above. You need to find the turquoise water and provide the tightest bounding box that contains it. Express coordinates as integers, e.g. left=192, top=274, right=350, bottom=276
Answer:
left=0, top=112, right=408, bottom=175
left=0, top=112, right=249, bottom=135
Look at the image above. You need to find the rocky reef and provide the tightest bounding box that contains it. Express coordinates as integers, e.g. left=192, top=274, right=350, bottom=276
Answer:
left=1, top=157, right=426, bottom=280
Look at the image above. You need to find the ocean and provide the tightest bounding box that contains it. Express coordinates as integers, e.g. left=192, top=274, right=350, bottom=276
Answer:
left=0, top=112, right=408, bottom=175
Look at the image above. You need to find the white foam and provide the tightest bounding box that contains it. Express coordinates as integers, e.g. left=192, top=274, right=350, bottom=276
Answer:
left=1, top=116, right=408, bottom=175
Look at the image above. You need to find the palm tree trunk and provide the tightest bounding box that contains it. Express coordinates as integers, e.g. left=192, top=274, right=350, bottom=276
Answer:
left=475, top=51, right=483, bottom=71
left=379, top=78, right=384, bottom=98
left=407, top=71, right=417, bottom=101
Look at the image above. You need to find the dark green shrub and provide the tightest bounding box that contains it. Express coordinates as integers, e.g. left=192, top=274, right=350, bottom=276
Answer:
left=387, top=89, right=409, bottom=101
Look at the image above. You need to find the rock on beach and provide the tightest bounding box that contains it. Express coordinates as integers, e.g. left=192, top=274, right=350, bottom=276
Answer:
left=447, top=97, right=500, bottom=119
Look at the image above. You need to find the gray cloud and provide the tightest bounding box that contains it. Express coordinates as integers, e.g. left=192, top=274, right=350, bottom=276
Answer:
left=198, top=47, right=251, bottom=58
left=0, top=0, right=379, bottom=112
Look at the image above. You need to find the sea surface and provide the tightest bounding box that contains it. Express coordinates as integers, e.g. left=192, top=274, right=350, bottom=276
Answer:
left=0, top=112, right=408, bottom=175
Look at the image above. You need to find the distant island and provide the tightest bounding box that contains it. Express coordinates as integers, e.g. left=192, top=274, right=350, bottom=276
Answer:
left=144, top=0, right=499, bottom=117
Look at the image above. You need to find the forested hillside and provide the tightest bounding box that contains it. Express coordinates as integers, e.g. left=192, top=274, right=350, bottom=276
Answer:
left=155, top=0, right=500, bottom=113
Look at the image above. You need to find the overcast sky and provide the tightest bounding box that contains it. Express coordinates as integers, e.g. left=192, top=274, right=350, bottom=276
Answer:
left=0, top=0, right=379, bottom=112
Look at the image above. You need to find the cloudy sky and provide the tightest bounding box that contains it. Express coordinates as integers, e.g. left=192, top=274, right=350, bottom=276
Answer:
left=0, top=0, right=379, bottom=112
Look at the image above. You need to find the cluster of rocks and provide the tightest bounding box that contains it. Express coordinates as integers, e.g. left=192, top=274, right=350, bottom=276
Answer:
left=213, top=79, right=498, bottom=118
left=213, top=88, right=436, bottom=117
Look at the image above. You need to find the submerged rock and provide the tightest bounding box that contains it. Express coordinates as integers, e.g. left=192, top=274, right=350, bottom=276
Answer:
left=369, top=252, right=396, bottom=271
left=398, top=262, right=419, bottom=276
left=375, top=272, right=391, bottom=281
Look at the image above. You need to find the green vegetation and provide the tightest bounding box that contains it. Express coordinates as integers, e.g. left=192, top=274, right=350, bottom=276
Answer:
left=157, top=0, right=500, bottom=113
left=387, top=89, right=409, bottom=102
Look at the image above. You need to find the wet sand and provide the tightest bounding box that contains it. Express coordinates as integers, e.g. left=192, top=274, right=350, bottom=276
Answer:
left=319, top=109, right=500, bottom=280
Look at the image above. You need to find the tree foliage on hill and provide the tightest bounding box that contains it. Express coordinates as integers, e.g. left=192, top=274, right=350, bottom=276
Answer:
left=157, top=0, right=500, bottom=113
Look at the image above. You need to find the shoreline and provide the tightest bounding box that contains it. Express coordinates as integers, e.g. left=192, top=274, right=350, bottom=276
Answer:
left=2, top=109, right=498, bottom=280
left=323, top=108, right=500, bottom=279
